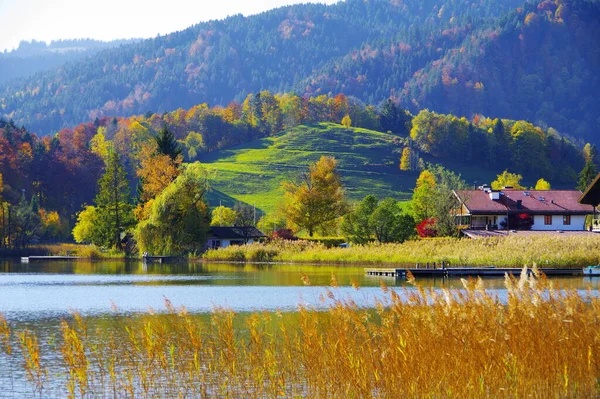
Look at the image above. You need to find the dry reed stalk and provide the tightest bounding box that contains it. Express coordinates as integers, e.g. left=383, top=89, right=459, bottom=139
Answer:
left=2, top=275, right=600, bottom=397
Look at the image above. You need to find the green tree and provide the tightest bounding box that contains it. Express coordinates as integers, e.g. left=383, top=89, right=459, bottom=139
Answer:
left=281, top=156, right=348, bottom=237
left=13, top=193, right=42, bottom=248
left=210, top=205, right=237, bottom=226
left=234, top=202, right=256, bottom=227
left=155, top=126, right=182, bottom=160
left=428, top=165, right=467, bottom=237
left=182, top=131, right=205, bottom=160
left=341, top=194, right=378, bottom=244
left=411, top=170, right=437, bottom=222
left=94, top=150, right=135, bottom=249
left=577, top=159, right=598, bottom=191
left=491, top=170, right=525, bottom=190
left=380, top=99, right=411, bottom=135
left=135, top=163, right=210, bottom=255
left=534, top=178, right=551, bottom=190
left=369, top=198, right=415, bottom=243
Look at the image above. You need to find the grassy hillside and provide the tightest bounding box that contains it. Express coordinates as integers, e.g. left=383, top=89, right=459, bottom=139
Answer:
left=200, top=123, right=498, bottom=214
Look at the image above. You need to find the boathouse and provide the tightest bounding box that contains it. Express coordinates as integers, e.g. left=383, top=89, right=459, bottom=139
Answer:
left=206, top=226, right=267, bottom=249
left=454, top=187, right=594, bottom=235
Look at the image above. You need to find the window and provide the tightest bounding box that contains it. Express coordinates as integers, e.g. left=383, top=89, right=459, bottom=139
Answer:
left=563, top=215, right=571, bottom=225
left=544, top=215, right=552, bottom=225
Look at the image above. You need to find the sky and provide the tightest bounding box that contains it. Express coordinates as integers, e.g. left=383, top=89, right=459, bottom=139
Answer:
left=0, top=0, right=340, bottom=52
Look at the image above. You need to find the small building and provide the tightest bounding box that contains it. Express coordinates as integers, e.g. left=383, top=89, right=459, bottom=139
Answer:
left=206, top=226, right=267, bottom=249
left=578, top=173, right=600, bottom=231
left=454, top=187, right=594, bottom=233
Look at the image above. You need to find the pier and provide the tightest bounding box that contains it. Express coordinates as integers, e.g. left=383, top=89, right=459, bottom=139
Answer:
left=365, top=267, right=583, bottom=278
left=21, top=256, right=83, bottom=262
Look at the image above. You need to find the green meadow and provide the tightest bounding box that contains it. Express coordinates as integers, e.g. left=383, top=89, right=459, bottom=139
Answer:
left=200, top=122, right=499, bottom=214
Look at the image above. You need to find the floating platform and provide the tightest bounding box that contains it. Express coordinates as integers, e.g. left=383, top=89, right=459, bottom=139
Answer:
left=365, top=267, right=583, bottom=278
left=21, top=256, right=83, bottom=262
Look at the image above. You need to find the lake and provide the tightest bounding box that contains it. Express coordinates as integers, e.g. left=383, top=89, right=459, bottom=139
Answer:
left=0, top=259, right=599, bottom=397
left=1, top=259, right=599, bottom=320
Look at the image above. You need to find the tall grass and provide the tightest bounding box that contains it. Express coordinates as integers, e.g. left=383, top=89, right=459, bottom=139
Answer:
left=0, top=270, right=599, bottom=397
left=203, top=235, right=600, bottom=267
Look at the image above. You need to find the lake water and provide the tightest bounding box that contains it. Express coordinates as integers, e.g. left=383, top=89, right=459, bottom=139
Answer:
left=0, top=258, right=598, bottom=397
left=1, top=259, right=599, bottom=320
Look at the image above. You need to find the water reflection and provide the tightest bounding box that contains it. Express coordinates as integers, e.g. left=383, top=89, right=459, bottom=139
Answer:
left=0, top=259, right=598, bottom=320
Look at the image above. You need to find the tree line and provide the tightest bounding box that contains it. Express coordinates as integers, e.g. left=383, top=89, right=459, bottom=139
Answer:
left=0, top=90, right=594, bottom=250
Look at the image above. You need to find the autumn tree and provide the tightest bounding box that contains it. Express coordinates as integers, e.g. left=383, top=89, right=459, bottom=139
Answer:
left=135, top=164, right=210, bottom=255
left=491, top=170, right=525, bottom=190
left=281, top=156, right=348, bottom=237
left=411, top=170, right=437, bottom=222
left=72, top=205, right=99, bottom=244
left=341, top=115, right=352, bottom=129
left=400, top=147, right=413, bottom=171
left=93, top=150, right=135, bottom=249
left=210, top=205, right=237, bottom=226
left=534, top=178, right=551, bottom=190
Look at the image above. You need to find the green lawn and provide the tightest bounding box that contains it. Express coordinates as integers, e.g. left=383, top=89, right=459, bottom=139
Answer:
left=200, top=123, right=498, bottom=215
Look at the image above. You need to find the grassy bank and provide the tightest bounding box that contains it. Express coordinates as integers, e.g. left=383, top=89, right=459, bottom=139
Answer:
left=1, top=274, right=599, bottom=397
left=203, top=235, right=600, bottom=267
left=0, top=243, right=128, bottom=260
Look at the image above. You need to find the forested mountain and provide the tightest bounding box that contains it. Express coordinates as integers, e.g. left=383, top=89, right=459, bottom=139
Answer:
left=401, top=0, right=600, bottom=143
left=0, top=39, right=138, bottom=84
left=0, top=0, right=525, bottom=135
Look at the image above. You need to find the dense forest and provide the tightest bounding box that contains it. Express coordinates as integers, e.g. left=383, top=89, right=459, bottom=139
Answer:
left=0, top=91, right=591, bottom=246
left=1, top=0, right=597, bottom=144
left=401, top=0, right=600, bottom=143
left=0, top=39, right=138, bottom=84
left=0, top=0, right=528, bottom=135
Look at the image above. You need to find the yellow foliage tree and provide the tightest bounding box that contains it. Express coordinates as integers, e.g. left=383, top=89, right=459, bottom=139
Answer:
left=281, top=156, right=348, bottom=237
left=135, top=143, right=183, bottom=220
left=534, top=178, right=551, bottom=190
left=491, top=170, right=525, bottom=190
left=341, top=115, right=352, bottom=129
left=210, top=206, right=237, bottom=226
left=400, top=147, right=412, bottom=171
left=411, top=170, right=437, bottom=222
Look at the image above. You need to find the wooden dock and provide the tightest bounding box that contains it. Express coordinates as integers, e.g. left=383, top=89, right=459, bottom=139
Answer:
left=365, top=267, right=583, bottom=278
left=21, top=256, right=83, bottom=262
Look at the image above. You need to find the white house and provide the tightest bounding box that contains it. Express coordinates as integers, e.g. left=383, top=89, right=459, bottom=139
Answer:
left=206, top=226, right=267, bottom=249
left=453, top=188, right=594, bottom=233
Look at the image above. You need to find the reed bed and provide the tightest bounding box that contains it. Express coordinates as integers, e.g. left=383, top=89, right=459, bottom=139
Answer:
left=203, top=235, right=600, bottom=267
left=1, top=269, right=600, bottom=398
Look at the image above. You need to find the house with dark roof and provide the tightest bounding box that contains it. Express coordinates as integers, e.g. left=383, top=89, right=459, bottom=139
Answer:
left=454, top=187, right=595, bottom=233
left=578, top=173, right=600, bottom=231
left=207, top=226, right=267, bottom=249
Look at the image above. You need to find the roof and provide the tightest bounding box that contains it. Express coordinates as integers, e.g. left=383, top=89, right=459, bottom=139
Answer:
left=462, top=229, right=600, bottom=239
left=579, top=173, right=600, bottom=206
left=454, top=189, right=594, bottom=215
left=209, top=226, right=267, bottom=239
